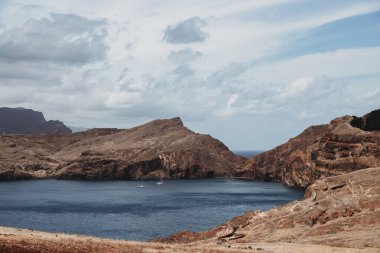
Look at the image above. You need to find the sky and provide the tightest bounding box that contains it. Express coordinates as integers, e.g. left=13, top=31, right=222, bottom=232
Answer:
left=0, top=0, right=379, bottom=150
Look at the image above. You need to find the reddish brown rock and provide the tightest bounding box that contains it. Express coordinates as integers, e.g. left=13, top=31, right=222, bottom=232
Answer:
left=0, top=118, right=246, bottom=180
left=239, top=109, right=380, bottom=187
left=51, top=117, right=245, bottom=179
left=157, top=167, right=380, bottom=249
left=0, top=128, right=122, bottom=180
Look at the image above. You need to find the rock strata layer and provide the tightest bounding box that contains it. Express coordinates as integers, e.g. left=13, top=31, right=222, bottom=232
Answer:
left=0, top=117, right=245, bottom=180
left=156, top=167, right=380, bottom=249
left=238, top=109, right=380, bottom=187
left=0, top=107, right=71, bottom=134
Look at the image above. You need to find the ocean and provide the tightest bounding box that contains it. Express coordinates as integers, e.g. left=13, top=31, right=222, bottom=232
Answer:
left=233, top=150, right=265, bottom=158
left=0, top=178, right=302, bottom=241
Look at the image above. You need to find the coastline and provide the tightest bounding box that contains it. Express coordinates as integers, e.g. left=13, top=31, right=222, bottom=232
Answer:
left=1, top=168, right=379, bottom=253
left=0, top=111, right=379, bottom=252
left=1, top=226, right=378, bottom=253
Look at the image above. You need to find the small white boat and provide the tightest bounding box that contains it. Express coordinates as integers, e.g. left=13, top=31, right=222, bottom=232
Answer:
left=137, top=179, right=144, bottom=188
left=156, top=180, right=164, bottom=185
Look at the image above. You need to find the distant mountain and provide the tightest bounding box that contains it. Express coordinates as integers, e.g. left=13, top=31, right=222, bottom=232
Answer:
left=239, top=109, right=380, bottom=188
left=0, top=107, right=72, bottom=134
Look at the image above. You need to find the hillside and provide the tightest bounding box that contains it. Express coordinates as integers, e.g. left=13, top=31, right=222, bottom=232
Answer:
left=237, top=109, right=380, bottom=187
left=0, top=117, right=246, bottom=180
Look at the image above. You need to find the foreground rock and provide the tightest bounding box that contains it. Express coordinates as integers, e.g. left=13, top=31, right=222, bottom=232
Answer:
left=0, top=118, right=245, bottom=180
left=0, top=229, right=377, bottom=253
left=157, top=167, right=380, bottom=250
left=0, top=107, right=71, bottom=134
left=239, top=109, right=380, bottom=187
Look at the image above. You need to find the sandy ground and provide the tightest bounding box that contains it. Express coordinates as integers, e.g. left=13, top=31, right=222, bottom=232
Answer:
left=1, top=227, right=379, bottom=253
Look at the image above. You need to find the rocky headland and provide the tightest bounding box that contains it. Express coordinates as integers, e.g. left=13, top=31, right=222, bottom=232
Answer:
left=156, top=167, right=380, bottom=250
left=0, top=117, right=246, bottom=180
left=0, top=107, right=71, bottom=134
left=238, top=109, right=380, bottom=188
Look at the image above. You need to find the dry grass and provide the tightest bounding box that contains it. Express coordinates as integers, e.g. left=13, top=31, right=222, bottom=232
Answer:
left=1, top=227, right=379, bottom=253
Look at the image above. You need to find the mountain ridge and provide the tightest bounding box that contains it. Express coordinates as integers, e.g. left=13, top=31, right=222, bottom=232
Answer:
left=0, top=116, right=246, bottom=180
left=0, top=107, right=71, bottom=134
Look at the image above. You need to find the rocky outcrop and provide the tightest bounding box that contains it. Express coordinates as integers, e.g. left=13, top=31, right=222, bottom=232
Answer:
left=156, top=167, right=380, bottom=249
left=51, top=117, right=245, bottom=179
left=0, top=118, right=246, bottom=180
left=0, top=107, right=72, bottom=134
left=239, top=109, right=380, bottom=187
left=350, top=109, right=380, bottom=131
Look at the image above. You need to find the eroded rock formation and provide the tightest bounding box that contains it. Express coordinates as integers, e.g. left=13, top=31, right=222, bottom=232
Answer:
left=238, top=109, right=380, bottom=187
left=156, top=167, right=380, bottom=249
left=0, top=107, right=72, bottom=134
left=0, top=117, right=246, bottom=180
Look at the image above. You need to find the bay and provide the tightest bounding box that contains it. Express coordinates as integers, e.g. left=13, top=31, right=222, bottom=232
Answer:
left=0, top=179, right=303, bottom=241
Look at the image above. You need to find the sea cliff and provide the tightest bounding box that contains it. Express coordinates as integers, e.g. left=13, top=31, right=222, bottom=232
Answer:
left=0, top=117, right=246, bottom=180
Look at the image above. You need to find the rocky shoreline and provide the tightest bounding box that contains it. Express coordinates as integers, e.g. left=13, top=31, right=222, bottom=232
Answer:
left=0, top=117, right=246, bottom=181
left=1, top=110, right=379, bottom=187
left=0, top=167, right=379, bottom=253
left=155, top=168, right=380, bottom=249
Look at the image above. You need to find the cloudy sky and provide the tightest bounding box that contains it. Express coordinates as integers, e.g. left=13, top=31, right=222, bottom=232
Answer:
left=0, top=0, right=379, bottom=150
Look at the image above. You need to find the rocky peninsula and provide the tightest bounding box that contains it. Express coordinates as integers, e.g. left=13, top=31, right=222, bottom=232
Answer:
left=0, top=116, right=246, bottom=180
left=238, top=109, right=380, bottom=188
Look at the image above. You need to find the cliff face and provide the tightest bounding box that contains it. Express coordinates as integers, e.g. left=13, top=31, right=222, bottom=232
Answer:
left=350, top=109, right=380, bottom=131
left=0, top=107, right=72, bottom=134
left=157, top=167, right=380, bottom=249
left=238, top=109, right=380, bottom=188
left=51, top=117, right=245, bottom=179
left=0, top=118, right=246, bottom=180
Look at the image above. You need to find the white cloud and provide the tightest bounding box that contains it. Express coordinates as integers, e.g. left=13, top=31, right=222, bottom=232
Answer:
left=276, top=76, right=313, bottom=101
left=105, top=90, right=141, bottom=109
left=168, top=48, right=202, bottom=64
left=218, top=94, right=239, bottom=117
left=298, top=111, right=320, bottom=119
left=0, top=0, right=379, bottom=150
left=0, top=13, right=108, bottom=64
left=163, top=16, right=208, bottom=44
left=243, top=47, right=380, bottom=83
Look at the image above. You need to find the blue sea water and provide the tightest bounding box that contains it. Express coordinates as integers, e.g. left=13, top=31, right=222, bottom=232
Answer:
left=0, top=179, right=303, bottom=241
left=233, top=150, right=264, bottom=158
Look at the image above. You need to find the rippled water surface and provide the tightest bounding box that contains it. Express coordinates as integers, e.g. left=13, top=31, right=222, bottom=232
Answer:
left=0, top=179, right=303, bottom=240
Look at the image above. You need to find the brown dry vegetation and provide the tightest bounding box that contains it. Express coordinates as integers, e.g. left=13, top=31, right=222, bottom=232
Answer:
left=0, top=227, right=379, bottom=253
